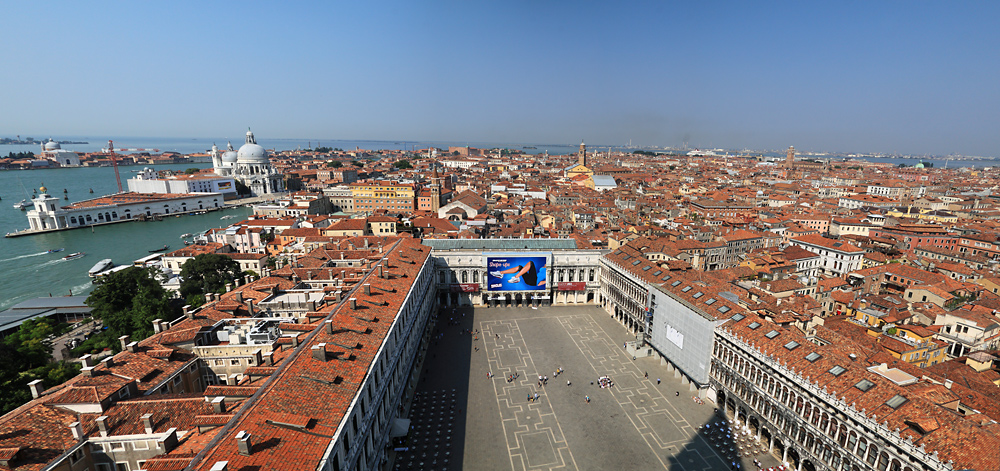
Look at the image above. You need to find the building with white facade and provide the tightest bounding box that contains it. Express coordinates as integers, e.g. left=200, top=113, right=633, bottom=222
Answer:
left=39, top=139, right=81, bottom=167
left=210, top=129, right=285, bottom=196
left=789, top=234, right=865, bottom=277
left=127, top=167, right=237, bottom=197
left=24, top=186, right=222, bottom=231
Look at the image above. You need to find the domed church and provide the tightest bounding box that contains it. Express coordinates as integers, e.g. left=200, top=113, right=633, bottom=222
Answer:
left=210, top=128, right=284, bottom=196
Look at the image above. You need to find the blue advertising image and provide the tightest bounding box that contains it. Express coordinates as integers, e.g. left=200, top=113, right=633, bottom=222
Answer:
left=486, top=254, right=548, bottom=291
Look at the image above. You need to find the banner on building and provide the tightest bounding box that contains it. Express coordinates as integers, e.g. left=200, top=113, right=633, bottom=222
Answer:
left=217, top=181, right=233, bottom=190
left=485, top=253, right=550, bottom=291
left=557, top=282, right=586, bottom=291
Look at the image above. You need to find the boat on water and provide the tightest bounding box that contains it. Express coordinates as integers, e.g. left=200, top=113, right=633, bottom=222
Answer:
left=183, top=240, right=193, bottom=245
left=47, top=248, right=64, bottom=253
left=179, top=233, right=192, bottom=239
left=220, top=215, right=236, bottom=220
left=149, top=244, right=169, bottom=253
left=88, top=259, right=114, bottom=277
left=12, top=199, right=29, bottom=210
left=62, top=252, right=85, bottom=261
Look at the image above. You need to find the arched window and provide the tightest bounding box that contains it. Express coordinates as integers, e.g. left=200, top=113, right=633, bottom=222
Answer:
left=461, top=271, right=468, bottom=283
left=70, top=217, right=77, bottom=225
left=473, top=271, right=479, bottom=283
left=111, top=211, right=117, bottom=219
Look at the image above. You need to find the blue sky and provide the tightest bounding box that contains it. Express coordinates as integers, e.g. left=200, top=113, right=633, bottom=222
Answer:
left=2, top=2, right=998, bottom=156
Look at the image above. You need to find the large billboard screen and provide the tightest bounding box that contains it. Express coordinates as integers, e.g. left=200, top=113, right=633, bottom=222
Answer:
left=486, top=253, right=549, bottom=291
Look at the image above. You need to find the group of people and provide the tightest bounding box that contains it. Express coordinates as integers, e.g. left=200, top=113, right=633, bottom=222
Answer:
left=596, top=376, right=614, bottom=389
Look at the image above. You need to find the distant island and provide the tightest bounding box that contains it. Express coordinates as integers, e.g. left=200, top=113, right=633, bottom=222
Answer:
left=0, top=137, right=88, bottom=145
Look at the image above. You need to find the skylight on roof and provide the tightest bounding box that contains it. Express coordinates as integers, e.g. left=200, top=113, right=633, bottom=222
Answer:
left=805, top=352, right=821, bottom=362
left=829, top=365, right=847, bottom=376
left=693, top=292, right=704, bottom=299
left=885, top=395, right=908, bottom=409
left=748, top=322, right=761, bottom=330
left=718, top=306, right=731, bottom=314
left=632, top=259, right=642, bottom=265
left=682, top=286, right=693, bottom=292
left=730, top=313, right=745, bottom=322
left=855, top=379, right=875, bottom=392
left=661, top=275, right=671, bottom=281
left=621, top=253, right=631, bottom=260
left=705, top=298, right=717, bottom=305
left=671, top=280, right=682, bottom=287
left=642, top=265, right=651, bottom=271
left=653, top=270, right=663, bottom=276
left=765, top=330, right=780, bottom=339
left=784, top=341, right=800, bottom=350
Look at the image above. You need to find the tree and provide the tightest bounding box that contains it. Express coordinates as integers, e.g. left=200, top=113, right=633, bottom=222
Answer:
left=315, top=146, right=333, bottom=153
left=185, top=167, right=200, bottom=174
left=3, top=318, right=57, bottom=369
left=326, top=160, right=343, bottom=168
left=351, top=161, right=364, bottom=167
left=394, top=159, right=412, bottom=169
left=234, top=180, right=252, bottom=196
left=179, top=254, right=242, bottom=303
left=87, top=267, right=178, bottom=342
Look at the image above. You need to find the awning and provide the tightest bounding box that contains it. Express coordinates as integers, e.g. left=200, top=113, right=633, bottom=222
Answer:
left=390, top=418, right=411, bottom=438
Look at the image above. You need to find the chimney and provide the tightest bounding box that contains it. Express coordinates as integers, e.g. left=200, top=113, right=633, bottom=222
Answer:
left=349, top=298, right=357, bottom=310
left=378, top=265, right=384, bottom=278
left=363, top=283, right=371, bottom=295
left=96, top=415, right=109, bottom=437
left=312, top=344, right=327, bottom=361
left=82, top=366, right=95, bottom=377
left=160, top=320, right=171, bottom=332
left=211, top=396, right=226, bottom=414
left=262, top=351, right=274, bottom=366
left=102, top=357, right=115, bottom=369
left=944, top=379, right=953, bottom=389
left=334, top=291, right=341, bottom=302
left=80, top=354, right=94, bottom=368
left=325, top=320, right=333, bottom=334
left=233, top=291, right=243, bottom=303
left=118, top=335, right=130, bottom=351
left=225, top=283, right=233, bottom=293
left=141, top=413, right=154, bottom=434
left=209, top=462, right=229, bottom=471
left=254, top=349, right=262, bottom=366
left=247, top=299, right=255, bottom=316
left=290, top=335, right=299, bottom=348
left=27, top=379, right=43, bottom=399
left=69, top=422, right=83, bottom=440
left=126, top=341, right=138, bottom=353
left=153, top=318, right=163, bottom=333
left=236, top=431, right=252, bottom=456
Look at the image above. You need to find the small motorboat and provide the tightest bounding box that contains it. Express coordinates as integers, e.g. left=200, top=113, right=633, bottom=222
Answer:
left=149, top=244, right=169, bottom=253
left=12, top=199, right=29, bottom=210
left=88, top=259, right=114, bottom=277
left=62, top=252, right=85, bottom=261
left=183, top=240, right=193, bottom=245
left=179, top=233, right=192, bottom=239
left=47, top=248, right=65, bottom=254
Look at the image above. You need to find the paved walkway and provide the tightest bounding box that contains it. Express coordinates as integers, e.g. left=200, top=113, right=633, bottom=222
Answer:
left=401, top=304, right=783, bottom=471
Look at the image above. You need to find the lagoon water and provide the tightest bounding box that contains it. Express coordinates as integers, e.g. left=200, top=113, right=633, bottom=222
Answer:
left=0, top=163, right=253, bottom=311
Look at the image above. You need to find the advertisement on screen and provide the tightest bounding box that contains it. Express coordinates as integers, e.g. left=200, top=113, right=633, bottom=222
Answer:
left=486, top=253, right=550, bottom=291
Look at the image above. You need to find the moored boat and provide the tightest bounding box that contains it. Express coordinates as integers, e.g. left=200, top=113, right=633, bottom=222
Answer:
left=88, top=259, right=114, bottom=277
left=62, top=252, right=85, bottom=261
left=47, top=248, right=64, bottom=253
left=149, top=244, right=169, bottom=253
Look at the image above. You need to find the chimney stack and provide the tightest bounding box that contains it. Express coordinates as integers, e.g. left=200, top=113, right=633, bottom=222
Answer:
left=69, top=422, right=83, bottom=440
left=153, top=318, right=163, bottom=333
left=212, top=396, right=226, bottom=414
left=945, top=379, right=953, bottom=389
left=27, top=379, right=43, bottom=399
left=141, top=413, right=154, bottom=434
left=102, top=357, right=115, bottom=369
left=96, top=416, right=109, bottom=437
left=126, top=341, right=138, bottom=353
left=118, top=335, right=130, bottom=351
left=312, top=344, right=327, bottom=361
left=80, top=354, right=94, bottom=368
left=349, top=298, right=357, bottom=310
left=378, top=265, right=384, bottom=278
left=263, top=351, right=274, bottom=366
left=236, top=431, right=252, bottom=456
left=325, top=320, right=333, bottom=334
left=82, top=366, right=95, bottom=377
left=363, top=283, right=371, bottom=295
left=247, top=299, right=255, bottom=316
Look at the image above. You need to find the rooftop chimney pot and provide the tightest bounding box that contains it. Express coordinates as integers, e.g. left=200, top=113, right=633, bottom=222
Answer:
left=141, top=413, right=154, bottom=434
left=236, top=431, right=252, bottom=456
left=96, top=415, right=109, bottom=437
left=312, top=344, right=327, bottom=361
left=28, top=379, right=43, bottom=399
left=212, top=396, right=226, bottom=414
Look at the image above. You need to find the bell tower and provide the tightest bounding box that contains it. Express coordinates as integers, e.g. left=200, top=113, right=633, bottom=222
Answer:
left=578, top=141, right=587, bottom=167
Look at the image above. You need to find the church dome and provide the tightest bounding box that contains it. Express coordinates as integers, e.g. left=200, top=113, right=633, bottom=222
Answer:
left=222, top=150, right=239, bottom=163
left=237, top=129, right=269, bottom=164
left=44, top=139, right=60, bottom=151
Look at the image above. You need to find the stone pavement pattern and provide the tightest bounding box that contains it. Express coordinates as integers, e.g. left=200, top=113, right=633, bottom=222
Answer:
left=406, top=305, right=780, bottom=471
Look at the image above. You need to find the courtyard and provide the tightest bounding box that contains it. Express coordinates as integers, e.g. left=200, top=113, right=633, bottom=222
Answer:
left=396, top=304, right=786, bottom=471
